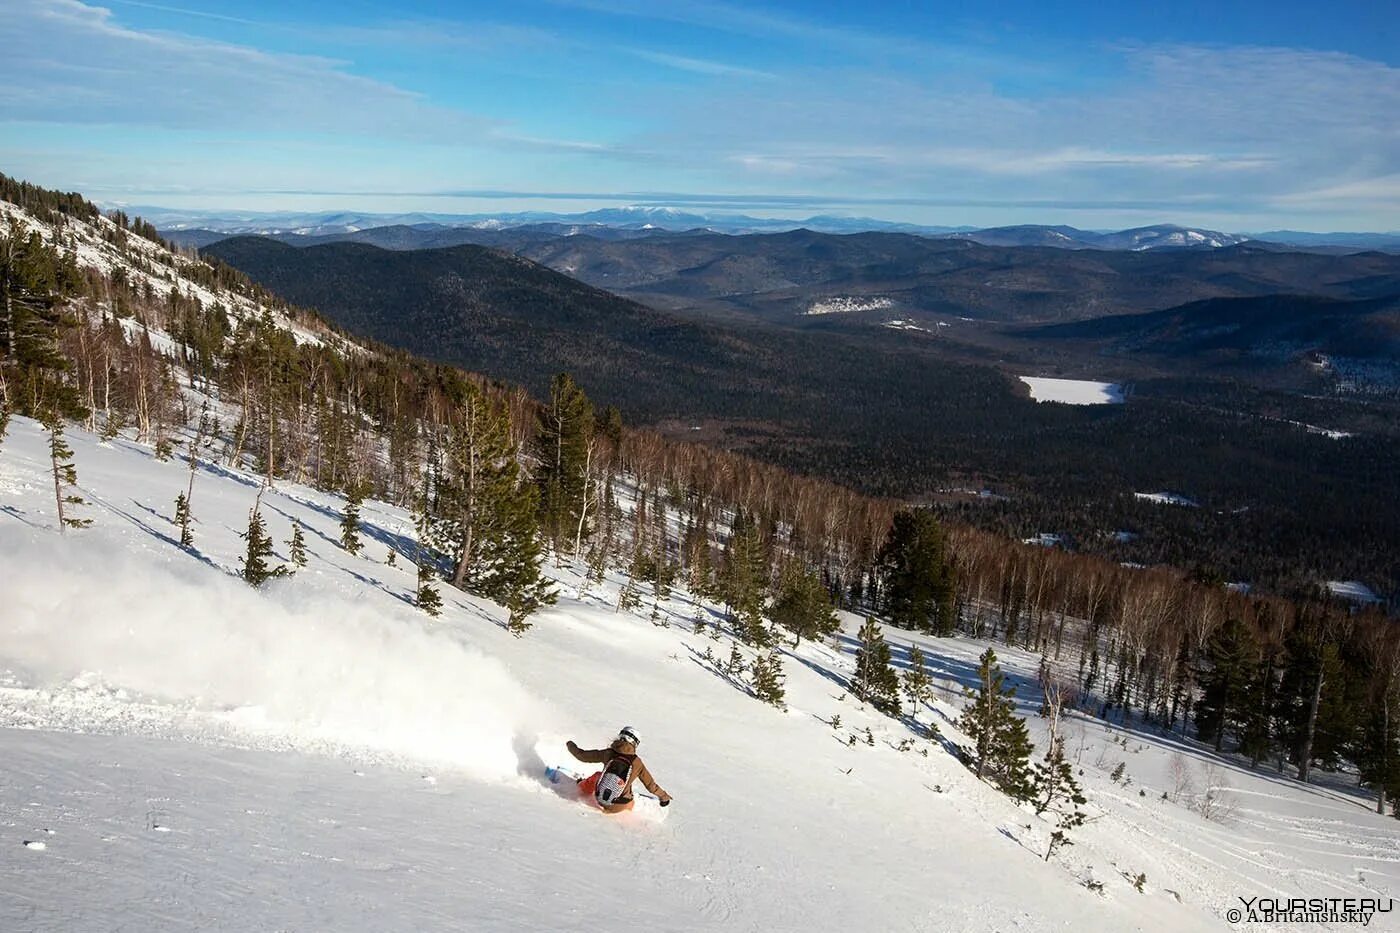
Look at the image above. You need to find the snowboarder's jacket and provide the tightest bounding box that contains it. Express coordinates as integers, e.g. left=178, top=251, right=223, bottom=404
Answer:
left=566, top=738, right=670, bottom=813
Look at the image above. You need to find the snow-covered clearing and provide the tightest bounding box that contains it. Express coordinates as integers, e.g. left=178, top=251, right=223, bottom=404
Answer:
left=804, top=296, right=894, bottom=315
left=1019, top=376, right=1125, bottom=405
left=2, top=417, right=1396, bottom=931
left=1327, top=581, right=1383, bottom=605
left=1135, top=491, right=1200, bottom=508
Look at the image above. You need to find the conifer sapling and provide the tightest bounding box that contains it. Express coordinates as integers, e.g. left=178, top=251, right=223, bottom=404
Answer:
left=288, top=521, right=307, bottom=567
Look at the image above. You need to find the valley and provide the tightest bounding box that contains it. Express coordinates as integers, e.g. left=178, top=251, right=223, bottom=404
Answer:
left=198, top=230, right=1400, bottom=605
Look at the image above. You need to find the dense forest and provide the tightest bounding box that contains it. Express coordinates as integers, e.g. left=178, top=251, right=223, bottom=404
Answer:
left=4, top=171, right=1400, bottom=813
left=204, top=235, right=1400, bottom=603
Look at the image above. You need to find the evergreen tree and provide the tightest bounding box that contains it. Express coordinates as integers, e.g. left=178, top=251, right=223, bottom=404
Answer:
left=769, top=563, right=839, bottom=648
left=851, top=617, right=902, bottom=715
left=1032, top=737, right=1087, bottom=825
left=44, top=412, right=90, bottom=532
left=1, top=219, right=84, bottom=420
left=720, top=509, right=768, bottom=645
left=413, top=480, right=443, bottom=617
left=417, top=562, right=443, bottom=617
left=287, top=521, right=307, bottom=566
left=618, top=566, right=643, bottom=613
left=240, top=506, right=286, bottom=586
left=750, top=649, right=787, bottom=709
left=877, top=509, right=957, bottom=635
left=340, top=483, right=364, bottom=555
left=535, top=372, right=594, bottom=552
left=959, top=647, right=1034, bottom=801
left=1195, top=616, right=1259, bottom=752
left=174, top=492, right=193, bottom=547
left=903, top=644, right=933, bottom=711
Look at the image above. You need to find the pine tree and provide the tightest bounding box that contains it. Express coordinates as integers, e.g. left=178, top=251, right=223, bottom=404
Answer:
left=1, top=219, right=85, bottom=422
left=959, top=647, right=1034, bottom=801
left=175, top=403, right=210, bottom=550
left=174, top=492, right=193, bottom=547
left=431, top=387, right=555, bottom=624
left=769, top=563, right=839, bottom=648
left=726, top=642, right=746, bottom=677
left=618, top=568, right=643, bottom=613
left=287, top=521, right=307, bottom=566
left=240, top=506, right=286, bottom=586
left=878, top=509, right=957, bottom=635
left=1195, top=616, right=1259, bottom=752
left=720, top=509, right=769, bottom=645
left=45, top=411, right=90, bottom=531
left=851, top=617, right=902, bottom=715
left=1032, top=737, right=1087, bottom=826
left=903, top=644, right=933, bottom=711
left=535, top=372, right=594, bottom=553
left=413, top=480, right=442, bottom=617
left=417, top=562, right=443, bottom=617
left=750, top=649, right=787, bottom=709
left=340, top=483, right=364, bottom=555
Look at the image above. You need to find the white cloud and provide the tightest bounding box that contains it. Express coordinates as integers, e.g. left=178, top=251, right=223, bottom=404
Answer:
left=0, top=0, right=605, bottom=152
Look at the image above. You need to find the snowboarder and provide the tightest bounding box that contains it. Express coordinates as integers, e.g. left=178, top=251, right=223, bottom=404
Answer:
left=566, top=726, right=672, bottom=814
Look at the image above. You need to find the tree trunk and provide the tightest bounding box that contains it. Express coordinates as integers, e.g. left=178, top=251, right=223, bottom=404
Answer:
left=1298, top=664, right=1325, bottom=783
left=1380, top=695, right=1390, bottom=816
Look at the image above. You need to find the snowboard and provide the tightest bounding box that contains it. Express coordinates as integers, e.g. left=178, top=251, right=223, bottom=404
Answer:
left=546, top=765, right=669, bottom=823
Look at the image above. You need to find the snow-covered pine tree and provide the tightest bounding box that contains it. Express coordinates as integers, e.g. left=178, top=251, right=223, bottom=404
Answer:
left=959, top=647, right=1034, bottom=801
left=851, top=617, right=901, bottom=715
left=240, top=505, right=286, bottom=587
left=339, top=482, right=364, bottom=555
left=45, top=411, right=90, bottom=532
left=287, top=521, right=307, bottom=566
left=903, top=644, right=933, bottom=711
left=751, top=649, right=787, bottom=709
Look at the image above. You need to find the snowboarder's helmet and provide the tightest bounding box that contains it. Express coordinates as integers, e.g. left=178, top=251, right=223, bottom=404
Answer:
left=618, top=726, right=640, bottom=747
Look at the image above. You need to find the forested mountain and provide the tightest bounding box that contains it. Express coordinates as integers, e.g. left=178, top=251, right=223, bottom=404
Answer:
left=1022, top=294, right=1400, bottom=365
left=202, top=233, right=1400, bottom=604
left=196, top=225, right=1400, bottom=326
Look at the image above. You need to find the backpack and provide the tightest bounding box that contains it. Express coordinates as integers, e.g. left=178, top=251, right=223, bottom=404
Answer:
left=595, top=754, right=635, bottom=805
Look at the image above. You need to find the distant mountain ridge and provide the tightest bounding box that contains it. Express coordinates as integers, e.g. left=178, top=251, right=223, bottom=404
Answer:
left=139, top=201, right=1393, bottom=254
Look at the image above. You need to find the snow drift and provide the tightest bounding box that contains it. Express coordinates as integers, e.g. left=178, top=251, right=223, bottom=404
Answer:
left=0, top=525, right=546, bottom=782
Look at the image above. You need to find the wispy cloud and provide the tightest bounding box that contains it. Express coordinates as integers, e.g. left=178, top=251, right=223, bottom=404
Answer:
left=0, top=0, right=600, bottom=154
left=624, top=48, right=773, bottom=79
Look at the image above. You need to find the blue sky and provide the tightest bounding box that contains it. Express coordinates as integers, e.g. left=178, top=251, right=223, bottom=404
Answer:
left=1, top=0, right=1397, bottom=230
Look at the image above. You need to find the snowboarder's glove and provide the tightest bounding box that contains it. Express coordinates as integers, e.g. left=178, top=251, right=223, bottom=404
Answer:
left=660, top=798, right=671, bottom=807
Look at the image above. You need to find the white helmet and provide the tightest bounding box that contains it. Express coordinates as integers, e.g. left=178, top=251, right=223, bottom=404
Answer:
left=618, top=726, right=640, bottom=747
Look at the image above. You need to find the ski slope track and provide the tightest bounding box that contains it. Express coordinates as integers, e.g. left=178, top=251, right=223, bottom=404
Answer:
left=2, top=418, right=1397, bottom=931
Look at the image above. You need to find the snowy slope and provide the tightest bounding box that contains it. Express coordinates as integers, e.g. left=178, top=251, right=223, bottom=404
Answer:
left=2, top=417, right=1396, bottom=931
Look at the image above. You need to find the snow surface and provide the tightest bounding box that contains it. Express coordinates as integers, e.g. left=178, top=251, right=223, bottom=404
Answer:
left=1019, top=377, right=1125, bottom=405
left=2, top=416, right=1397, bottom=931
left=804, top=296, right=894, bottom=315
left=1135, top=492, right=1200, bottom=508
left=1326, top=581, right=1383, bottom=605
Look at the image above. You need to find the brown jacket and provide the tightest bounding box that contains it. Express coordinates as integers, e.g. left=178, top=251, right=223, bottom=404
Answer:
left=567, top=738, right=670, bottom=805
